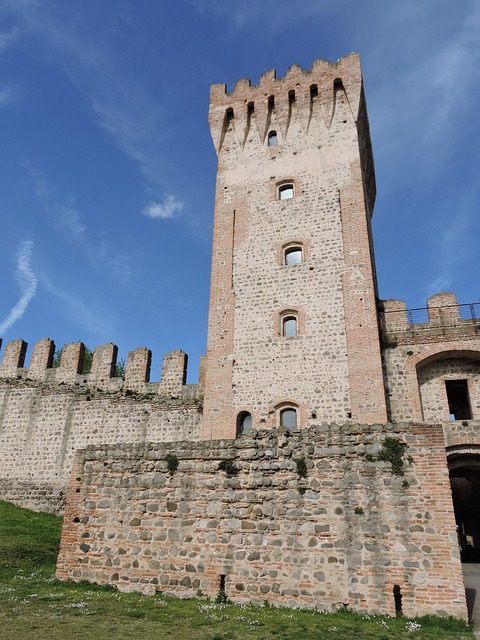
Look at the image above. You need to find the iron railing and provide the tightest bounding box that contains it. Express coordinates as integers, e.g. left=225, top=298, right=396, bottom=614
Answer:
left=380, top=303, right=480, bottom=334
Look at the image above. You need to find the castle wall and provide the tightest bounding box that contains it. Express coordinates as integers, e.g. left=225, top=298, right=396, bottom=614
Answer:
left=381, top=294, right=480, bottom=449
left=0, top=339, right=202, bottom=513
left=56, top=424, right=467, bottom=620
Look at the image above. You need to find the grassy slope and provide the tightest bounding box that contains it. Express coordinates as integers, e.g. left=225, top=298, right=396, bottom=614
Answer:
left=0, top=500, right=474, bottom=640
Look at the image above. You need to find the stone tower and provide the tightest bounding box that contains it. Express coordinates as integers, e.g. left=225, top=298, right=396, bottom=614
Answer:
left=202, top=54, right=387, bottom=440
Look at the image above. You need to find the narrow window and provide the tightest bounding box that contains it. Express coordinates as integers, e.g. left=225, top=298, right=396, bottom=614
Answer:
left=282, top=315, right=297, bottom=337
left=268, top=131, right=278, bottom=147
left=284, top=245, right=303, bottom=265
left=310, top=84, right=318, bottom=99
left=278, top=183, right=294, bottom=200
left=446, top=380, right=471, bottom=420
left=268, top=95, right=275, bottom=111
left=288, top=90, right=295, bottom=103
left=236, top=411, right=252, bottom=436
left=393, top=585, right=402, bottom=616
left=280, top=408, right=297, bottom=430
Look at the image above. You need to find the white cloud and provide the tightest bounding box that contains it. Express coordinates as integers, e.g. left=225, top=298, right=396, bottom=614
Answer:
left=143, top=196, right=184, bottom=220
left=0, top=240, right=38, bottom=336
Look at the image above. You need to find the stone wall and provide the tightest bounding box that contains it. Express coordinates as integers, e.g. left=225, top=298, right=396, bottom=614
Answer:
left=0, top=339, right=202, bottom=513
left=56, top=423, right=467, bottom=620
left=381, top=294, right=480, bottom=436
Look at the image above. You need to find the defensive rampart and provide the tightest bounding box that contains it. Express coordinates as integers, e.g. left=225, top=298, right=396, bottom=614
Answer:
left=0, top=338, right=203, bottom=513
left=56, top=423, right=467, bottom=620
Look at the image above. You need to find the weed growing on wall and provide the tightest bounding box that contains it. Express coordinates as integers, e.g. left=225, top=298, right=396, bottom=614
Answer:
left=378, top=437, right=407, bottom=475
left=166, top=454, right=179, bottom=475
left=218, top=459, right=238, bottom=477
left=295, top=456, right=308, bottom=478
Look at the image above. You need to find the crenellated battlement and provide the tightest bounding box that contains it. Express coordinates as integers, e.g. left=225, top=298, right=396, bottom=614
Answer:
left=0, top=338, right=199, bottom=397
left=380, top=292, right=480, bottom=345
left=208, top=53, right=365, bottom=155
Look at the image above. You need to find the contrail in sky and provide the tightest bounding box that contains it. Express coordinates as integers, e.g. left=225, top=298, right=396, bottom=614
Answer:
left=0, top=240, right=38, bottom=336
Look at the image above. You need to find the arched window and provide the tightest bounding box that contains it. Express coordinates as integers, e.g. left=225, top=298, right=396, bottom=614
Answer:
left=282, top=315, right=297, bottom=337
left=278, top=183, right=294, bottom=200
left=284, top=245, right=303, bottom=265
left=268, top=131, right=278, bottom=147
left=280, top=407, right=297, bottom=430
left=236, top=411, right=252, bottom=436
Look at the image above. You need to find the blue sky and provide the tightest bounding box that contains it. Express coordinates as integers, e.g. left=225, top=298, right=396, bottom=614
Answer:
left=0, top=0, right=479, bottom=383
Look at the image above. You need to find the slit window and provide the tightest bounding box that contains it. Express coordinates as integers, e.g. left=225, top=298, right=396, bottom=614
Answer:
left=268, top=131, right=278, bottom=147
left=282, top=315, right=297, bottom=337
left=310, top=84, right=318, bottom=99
left=237, top=411, right=252, bottom=436
left=280, top=408, right=297, bottom=430
left=284, top=245, right=303, bottom=265
left=446, top=379, right=471, bottom=420
left=278, top=184, right=294, bottom=200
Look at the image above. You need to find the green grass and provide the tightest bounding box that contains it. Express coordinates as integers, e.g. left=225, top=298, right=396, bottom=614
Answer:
left=0, top=500, right=474, bottom=640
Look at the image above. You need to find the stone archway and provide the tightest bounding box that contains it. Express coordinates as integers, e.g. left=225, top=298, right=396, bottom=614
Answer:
left=449, top=452, right=480, bottom=562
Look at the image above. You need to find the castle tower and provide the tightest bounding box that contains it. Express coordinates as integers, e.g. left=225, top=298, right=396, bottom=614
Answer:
left=202, top=54, right=387, bottom=440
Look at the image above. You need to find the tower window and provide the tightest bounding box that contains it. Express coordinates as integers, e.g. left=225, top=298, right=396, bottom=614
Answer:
left=446, top=380, right=472, bottom=420
left=268, top=131, right=278, bottom=147
left=236, top=411, right=252, bottom=436
left=282, top=315, right=297, bottom=337
left=284, top=245, right=303, bottom=265
left=278, top=183, right=294, bottom=200
left=288, top=90, right=295, bottom=103
left=280, top=407, right=297, bottom=430
left=310, top=84, right=318, bottom=99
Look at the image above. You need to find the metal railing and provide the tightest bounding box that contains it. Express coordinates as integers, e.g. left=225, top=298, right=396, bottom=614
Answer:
left=380, top=303, right=480, bottom=334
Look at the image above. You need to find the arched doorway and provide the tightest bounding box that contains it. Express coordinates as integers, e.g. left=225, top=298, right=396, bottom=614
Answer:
left=449, top=453, right=480, bottom=562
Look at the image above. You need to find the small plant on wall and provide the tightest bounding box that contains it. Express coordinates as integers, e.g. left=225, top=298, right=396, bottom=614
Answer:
left=378, top=437, right=407, bottom=476
left=218, top=459, right=238, bottom=477
left=295, top=456, right=307, bottom=478
left=295, top=456, right=308, bottom=496
left=166, top=453, right=179, bottom=475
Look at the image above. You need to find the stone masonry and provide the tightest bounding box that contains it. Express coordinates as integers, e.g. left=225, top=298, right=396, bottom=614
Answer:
left=56, top=424, right=467, bottom=619
left=202, top=54, right=387, bottom=440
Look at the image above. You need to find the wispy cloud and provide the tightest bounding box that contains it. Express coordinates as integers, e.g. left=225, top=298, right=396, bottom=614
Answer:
left=0, top=28, right=20, bottom=51
left=41, top=275, right=113, bottom=340
left=0, top=240, right=38, bottom=336
left=426, top=186, right=478, bottom=297
left=18, top=6, right=183, bottom=209
left=0, top=84, right=16, bottom=107
left=30, top=167, right=136, bottom=284
left=191, top=0, right=328, bottom=37
left=32, top=169, right=87, bottom=241
left=143, top=196, right=184, bottom=220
